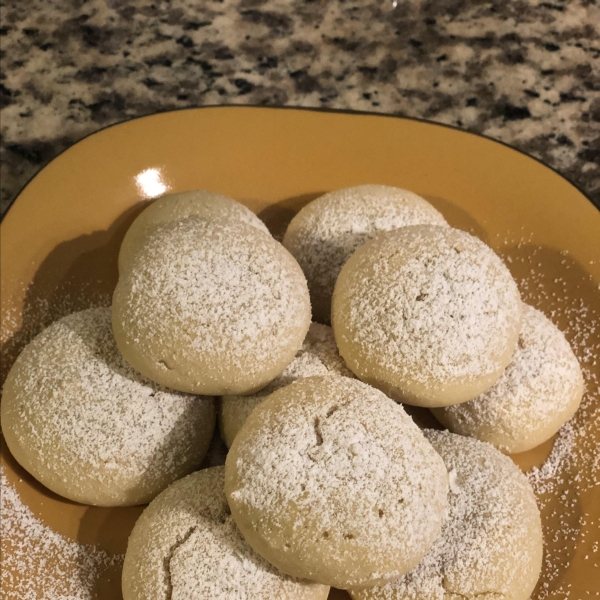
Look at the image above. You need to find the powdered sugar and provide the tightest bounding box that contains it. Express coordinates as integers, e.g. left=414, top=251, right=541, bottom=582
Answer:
left=226, top=375, right=448, bottom=588
left=434, top=304, right=584, bottom=453
left=113, top=216, right=310, bottom=394
left=283, top=185, right=448, bottom=323
left=528, top=420, right=578, bottom=497
left=118, top=189, right=269, bottom=273
left=1, top=469, right=122, bottom=600
left=333, top=225, right=522, bottom=402
left=351, top=430, right=542, bottom=600
left=122, top=466, right=327, bottom=600
left=1, top=287, right=111, bottom=386
left=219, top=322, right=354, bottom=447
left=2, top=307, right=215, bottom=506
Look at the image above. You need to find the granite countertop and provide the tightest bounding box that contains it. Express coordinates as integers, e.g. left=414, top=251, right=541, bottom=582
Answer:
left=1, top=0, right=599, bottom=215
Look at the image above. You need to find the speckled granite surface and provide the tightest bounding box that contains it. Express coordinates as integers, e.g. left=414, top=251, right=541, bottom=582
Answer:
left=1, top=0, right=599, bottom=215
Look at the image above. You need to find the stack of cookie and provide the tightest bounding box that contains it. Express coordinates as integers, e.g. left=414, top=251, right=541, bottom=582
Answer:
left=1, top=186, right=584, bottom=599
left=285, top=184, right=582, bottom=453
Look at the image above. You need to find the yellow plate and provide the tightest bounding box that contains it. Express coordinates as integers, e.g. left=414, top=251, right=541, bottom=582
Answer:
left=1, top=106, right=599, bottom=599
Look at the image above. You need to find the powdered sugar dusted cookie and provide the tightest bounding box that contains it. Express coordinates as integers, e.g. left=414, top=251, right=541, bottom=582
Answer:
left=332, top=225, right=522, bottom=407
left=225, top=375, right=448, bottom=589
left=350, top=430, right=543, bottom=600
left=119, top=189, right=269, bottom=273
left=433, top=304, right=584, bottom=453
left=219, top=322, right=354, bottom=447
left=122, top=466, right=329, bottom=600
left=283, top=185, right=447, bottom=323
left=113, top=216, right=311, bottom=396
left=1, top=308, right=215, bottom=507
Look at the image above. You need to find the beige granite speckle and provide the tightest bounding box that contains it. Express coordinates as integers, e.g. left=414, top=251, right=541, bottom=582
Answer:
left=1, top=0, right=599, bottom=214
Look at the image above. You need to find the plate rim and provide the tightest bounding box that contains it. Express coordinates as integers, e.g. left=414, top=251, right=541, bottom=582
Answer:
left=2, top=104, right=598, bottom=224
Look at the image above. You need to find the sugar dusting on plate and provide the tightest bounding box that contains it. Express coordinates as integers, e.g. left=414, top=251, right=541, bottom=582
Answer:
left=500, top=240, right=600, bottom=599
left=0, top=471, right=123, bottom=600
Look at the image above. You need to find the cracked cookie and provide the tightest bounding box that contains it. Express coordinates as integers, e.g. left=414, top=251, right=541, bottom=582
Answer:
left=112, top=216, right=311, bottom=395
left=1, top=307, right=215, bottom=506
left=224, top=375, right=448, bottom=589
left=118, top=189, right=269, bottom=274
left=218, top=322, right=354, bottom=448
left=283, top=185, right=447, bottom=324
left=122, top=466, right=329, bottom=600
left=332, top=225, right=522, bottom=407
left=433, top=304, right=584, bottom=454
left=350, top=430, right=543, bottom=600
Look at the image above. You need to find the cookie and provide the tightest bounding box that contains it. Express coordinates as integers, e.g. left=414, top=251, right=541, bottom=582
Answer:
left=433, top=304, right=584, bottom=453
left=112, top=216, right=311, bottom=395
left=218, top=322, right=354, bottom=447
left=119, top=189, right=269, bottom=273
left=1, top=308, right=215, bottom=506
left=351, top=430, right=543, bottom=600
left=225, top=375, right=448, bottom=589
left=122, top=466, right=329, bottom=600
left=283, top=185, right=447, bottom=323
left=332, top=225, right=522, bottom=407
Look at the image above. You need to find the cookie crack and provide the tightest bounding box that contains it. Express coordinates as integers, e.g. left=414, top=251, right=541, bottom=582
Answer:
left=325, top=399, right=351, bottom=418
left=164, top=525, right=197, bottom=600
left=314, top=417, right=323, bottom=446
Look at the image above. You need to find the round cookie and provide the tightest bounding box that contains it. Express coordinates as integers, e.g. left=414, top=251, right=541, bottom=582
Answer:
left=113, top=216, right=311, bottom=396
left=433, top=304, right=584, bottom=454
left=332, top=225, right=522, bottom=407
left=219, top=322, right=354, bottom=447
left=119, top=189, right=269, bottom=273
left=350, top=430, right=543, bottom=600
left=122, top=466, right=329, bottom=600
left=1, top=308, right=215, bottom=507
left=283, top=185, right=447, bottom=323
left=225, top=375, right=449, bottom=589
